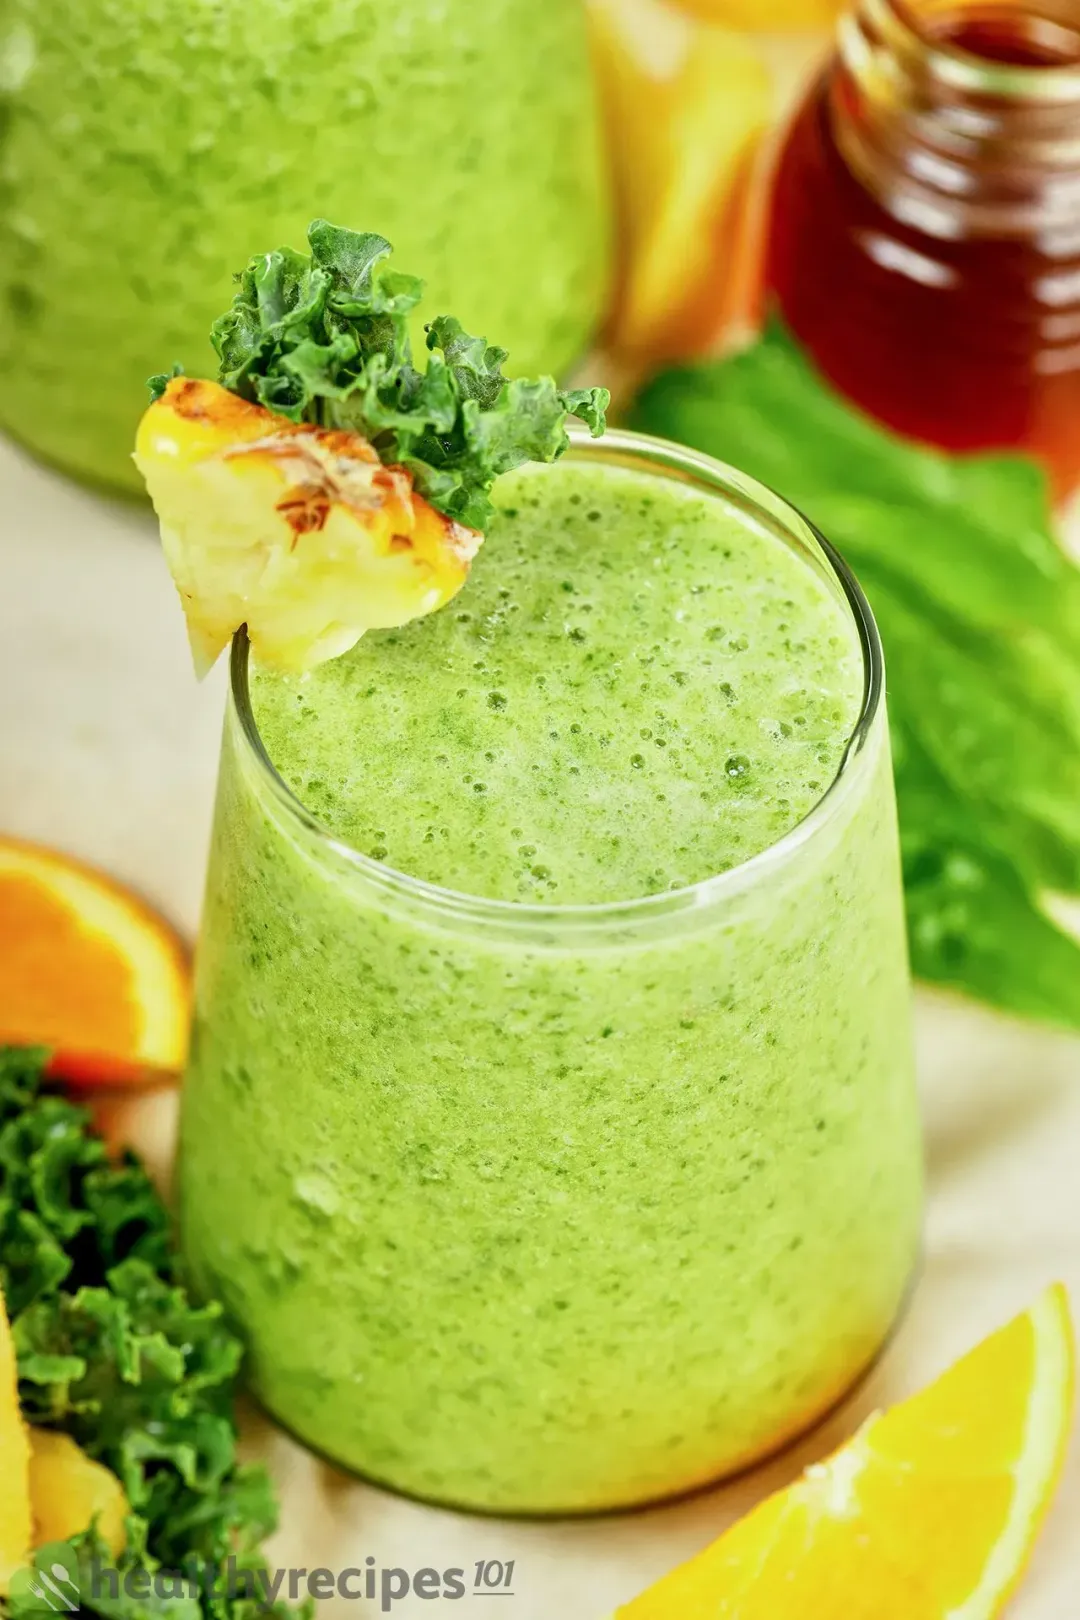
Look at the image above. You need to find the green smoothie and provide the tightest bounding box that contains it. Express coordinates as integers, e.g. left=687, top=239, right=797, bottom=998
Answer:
left=0, top=0, right=609, bottom=493
left=180, top=441, right=923, bottom=1514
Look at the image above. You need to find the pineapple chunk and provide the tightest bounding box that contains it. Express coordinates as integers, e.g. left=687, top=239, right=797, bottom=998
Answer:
left=28, top=1430, right=127, bottom=1559
left=0, top=1286, right=31, bottom=1597
left=134, top=378, right=484, bottom=676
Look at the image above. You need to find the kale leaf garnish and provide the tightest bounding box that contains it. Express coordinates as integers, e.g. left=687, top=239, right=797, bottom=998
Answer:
left=206, top=220, right=608, bottom=531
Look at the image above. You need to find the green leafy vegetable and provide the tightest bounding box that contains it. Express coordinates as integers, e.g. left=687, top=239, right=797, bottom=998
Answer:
left=147, top=365, right=184, bottom=405
left=0, top=1050, right=173, bottom=1318
left=0, top=1048, right=298, bottom=1620
left=632, top=323, right=1080, bottom=1028
left=201, top=220, right=608, bottom=530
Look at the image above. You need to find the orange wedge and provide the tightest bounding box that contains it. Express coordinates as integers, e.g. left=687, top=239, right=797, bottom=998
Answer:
left=0, top=837, right=191, bottom=1087
left=0, top=1285, right=31, bottom=1597
left=615, top=1286, right=1075, bottom=1620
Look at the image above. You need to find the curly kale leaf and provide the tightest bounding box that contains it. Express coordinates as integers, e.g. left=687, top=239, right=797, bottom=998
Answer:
left=148, top=365, right=185, bottom=404
left=0, top=1048, right=172, bottom=1316
left=208, top=220, right=608, bottom=530
left=0, top=1049, right=292, bottom=1613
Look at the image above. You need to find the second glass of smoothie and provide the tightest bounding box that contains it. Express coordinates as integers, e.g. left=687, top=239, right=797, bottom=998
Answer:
left=180, top=430, right=923, bottom=1515
left=0, top=0, right=609, bottom=494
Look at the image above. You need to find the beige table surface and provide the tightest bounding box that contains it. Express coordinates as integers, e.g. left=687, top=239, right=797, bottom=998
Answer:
left=3, top=430, right=1079, bottom=1618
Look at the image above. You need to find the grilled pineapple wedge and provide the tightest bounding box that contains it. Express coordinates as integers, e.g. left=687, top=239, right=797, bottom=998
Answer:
left=134, top=377, right=484, bottom=676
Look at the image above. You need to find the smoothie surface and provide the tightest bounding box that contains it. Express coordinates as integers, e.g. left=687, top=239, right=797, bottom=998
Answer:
left=251, top=461, right=864, bottom=905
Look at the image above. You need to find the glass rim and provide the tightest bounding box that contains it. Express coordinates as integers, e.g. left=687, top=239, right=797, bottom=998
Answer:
left=868, top=0, right=1080, bottom=99
left=229, top=425, right=885, bottom=933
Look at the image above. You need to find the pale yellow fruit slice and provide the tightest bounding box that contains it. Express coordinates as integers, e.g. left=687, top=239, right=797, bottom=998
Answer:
left=590, top=0, right=772, bottom=359
left=134, top=378, right=483, bottom=676
left=0, top=1285, right=31, bottom=1597
left=612, top=1285, right=1075, bottom=1620
left=28, top=1430, right=128, bottom=1559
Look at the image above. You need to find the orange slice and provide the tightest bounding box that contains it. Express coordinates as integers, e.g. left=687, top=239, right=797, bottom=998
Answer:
left=0, top=1285, right=31, bottom=1596
left=589, top=0, right=772, bottom=362
left=0, top=837, right=191, bottom=1087
left=614, top=1286, right=1075, bottom=1620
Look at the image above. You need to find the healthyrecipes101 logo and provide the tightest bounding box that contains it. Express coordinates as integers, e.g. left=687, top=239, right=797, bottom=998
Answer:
left=10, top=1547, right=519, bottom=1612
